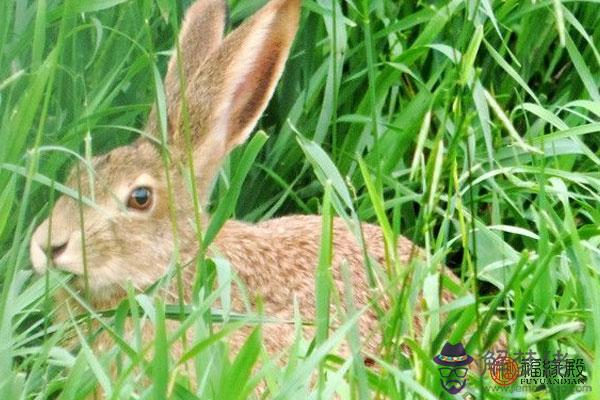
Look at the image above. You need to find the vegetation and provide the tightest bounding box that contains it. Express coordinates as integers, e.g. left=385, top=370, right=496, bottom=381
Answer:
left=1, top=0, right=599, bottom=398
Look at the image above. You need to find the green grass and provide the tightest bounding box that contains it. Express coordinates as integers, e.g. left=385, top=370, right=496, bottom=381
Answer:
left=1, top=0, right=600, bottom=398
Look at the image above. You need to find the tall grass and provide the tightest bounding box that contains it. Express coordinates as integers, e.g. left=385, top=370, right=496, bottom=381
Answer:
left=1, top=0, right=599, bottom=398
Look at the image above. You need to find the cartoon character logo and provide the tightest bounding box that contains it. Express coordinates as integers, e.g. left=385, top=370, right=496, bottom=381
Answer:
left=433, top=342, right=473, bottom=395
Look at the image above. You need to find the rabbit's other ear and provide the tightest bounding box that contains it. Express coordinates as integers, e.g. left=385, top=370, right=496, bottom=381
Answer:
left=147, top=0, right=228, bottom=136
left=180, top=0, right=301, bottom=186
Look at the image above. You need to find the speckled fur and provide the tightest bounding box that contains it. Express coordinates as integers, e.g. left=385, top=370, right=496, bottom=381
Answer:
left=29, top=0, right=464, bottom=390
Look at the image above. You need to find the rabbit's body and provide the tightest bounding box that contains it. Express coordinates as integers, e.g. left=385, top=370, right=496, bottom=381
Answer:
left=214, top=216, right=418, bottom=354
left=51, top=214, right=426, bottom=388
left=29, top=0, right=463, bottom=384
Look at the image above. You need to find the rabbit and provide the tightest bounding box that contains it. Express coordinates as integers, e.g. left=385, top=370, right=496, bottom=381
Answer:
left=30, top=0, right=462, bottom=374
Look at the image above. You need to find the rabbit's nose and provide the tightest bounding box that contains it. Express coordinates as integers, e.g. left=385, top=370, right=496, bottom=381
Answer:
left=45, top=241, right=68, bottom=260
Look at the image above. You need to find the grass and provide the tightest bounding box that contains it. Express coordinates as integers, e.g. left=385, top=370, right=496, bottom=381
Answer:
left=1, top=0, right=600, bottom=398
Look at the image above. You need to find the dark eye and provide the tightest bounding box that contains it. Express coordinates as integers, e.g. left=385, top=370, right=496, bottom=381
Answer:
left=127, top=187, right=153, bottom=211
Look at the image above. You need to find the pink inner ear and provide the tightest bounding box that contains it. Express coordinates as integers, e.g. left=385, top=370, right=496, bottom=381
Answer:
left=228, top=38, right=285, bottom=146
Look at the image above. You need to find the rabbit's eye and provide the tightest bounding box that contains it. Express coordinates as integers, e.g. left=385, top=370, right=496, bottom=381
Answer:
left=128, top=187, right=153, bottom=211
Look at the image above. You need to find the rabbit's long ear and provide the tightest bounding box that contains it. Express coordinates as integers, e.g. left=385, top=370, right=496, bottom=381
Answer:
left=146, top=0, right=228, bottom=136
left=180, top=0, right=301, bottom=190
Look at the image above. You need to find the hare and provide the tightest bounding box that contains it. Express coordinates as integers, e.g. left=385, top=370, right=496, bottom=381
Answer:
left=29, top=0, right=457, bottom=368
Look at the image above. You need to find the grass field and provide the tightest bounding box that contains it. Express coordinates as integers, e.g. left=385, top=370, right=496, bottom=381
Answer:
left=1, top=0, right=600, bottom=398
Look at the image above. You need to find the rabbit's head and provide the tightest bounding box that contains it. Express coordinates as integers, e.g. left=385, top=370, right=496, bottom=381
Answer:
left=30, top=0, right=301, bottom=299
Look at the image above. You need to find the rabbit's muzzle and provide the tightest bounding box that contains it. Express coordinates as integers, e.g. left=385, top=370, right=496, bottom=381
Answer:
left=30, top=220, right=84, bottom=276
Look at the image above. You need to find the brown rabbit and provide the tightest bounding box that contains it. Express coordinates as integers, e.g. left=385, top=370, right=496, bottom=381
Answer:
left=30, top=0, right=457, bottom=370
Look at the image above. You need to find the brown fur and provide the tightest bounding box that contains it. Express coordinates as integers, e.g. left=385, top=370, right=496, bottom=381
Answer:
left=29, top=0, right=470, bottom=392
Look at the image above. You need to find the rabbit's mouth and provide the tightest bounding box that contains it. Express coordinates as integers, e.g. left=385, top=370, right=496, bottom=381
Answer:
left=30, top=237, right=117, bottom=295
left=30, top=248, right=83, bottom=277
